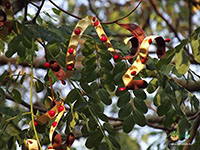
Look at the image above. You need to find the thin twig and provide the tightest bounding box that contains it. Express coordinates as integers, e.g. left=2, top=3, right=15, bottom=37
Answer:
left=32, top=0, right=45, bottom=23
left=23, top=0, right=28, bottom=22
left=149, top=0, right=181, bottom=42
left=29, top=1, right=40, bottom=9
left=88, top=0, right=99, bottom=19
left=49, top=0, right=82, bottom=20
left=49, top=76, right=55, bottom=101
left=49, top=0, right=143, bottom=24
left=102, top=0, right=143, bottom=24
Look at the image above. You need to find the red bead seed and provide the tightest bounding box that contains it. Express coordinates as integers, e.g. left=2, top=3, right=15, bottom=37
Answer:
left=61, top=80, right=66, bottom=85
left=48, top=110, right=56, bottom=117
left=5, top=2, right=11, bottom=9
left=101, top=36, right=107, bottom=42
left=94, top=21, right=99, bottom=27
left=48, top=147, right=53, bottom=149
left=45, top=62, right=50, bottom=68
left=92, top=17, right=96, bottom=22
left=28, top=140, right=33, bottom=144
left=52, top=121, right=57, bottom=127
left=74, top=28, right=81, bottom=35
left=131, top=71, right=137, bottom=76
left=34, top=121, right=38, bottom=127
left=148, top=38, right=152, bottom=44
left=67, top=65, right=73, bottom=70
left=68, top=48, right=74, bottom=54
left=164, top=38, right=171, bottom=42
left=119, top=87, right=126, bottom=91
left=141, top=58, right=146, bottom=64
left=58, top=106, right=64, bottom=112
left=113, top=54, right=119, bottom=60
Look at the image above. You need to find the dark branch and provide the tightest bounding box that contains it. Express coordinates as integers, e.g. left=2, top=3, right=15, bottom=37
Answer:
left=149, top=0, right=181, bottom=42
left=183, top=114, right=200, bottom=150
left=32, top=0, right=45, bottom=23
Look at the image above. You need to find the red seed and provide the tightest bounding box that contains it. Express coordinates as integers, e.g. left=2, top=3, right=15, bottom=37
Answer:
left=74, top=28, right=81, bottom=35
left=165, top=38, right=171, bottom=42
left=131, top=71, right=137, bottom=76
left=92, top=17, right=96, bottom=22
left=119, top=87, right=126, bottom=91
left=67, top=65, right=73, bottom=70
left=61, top=80, right=66, bottom=85
left=48, top=110, right=56, bottom=117
left=52, top=121, right=57, bottom=127
left=141, top=58, right=146, bottom=64
left=94, top=21, right=99, bottom=27
left=68, top=48, right=74, bottom=54
left=58, top=106, right=64, bottom=112
left=148, top=38, right=152, bottom=44
left=28, top=140, right=33, bottom=144
left=34, top=121, right=38, bottom=127
left=101, top=36, right=107, bottom=42
left=113, top=54, right=119, bottom=60
left=5, top=2, right=11, bottom=9
left=45, top=62, right=50, bottom=68
left=48, top=147, right=53, bottom=149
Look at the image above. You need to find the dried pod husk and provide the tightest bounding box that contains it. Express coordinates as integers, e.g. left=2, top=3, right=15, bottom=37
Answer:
left=66, top=132, right=75, bottom=147
left=155, top=36, right=166, bottom=58
left=126, top=80, right=148, bottom=90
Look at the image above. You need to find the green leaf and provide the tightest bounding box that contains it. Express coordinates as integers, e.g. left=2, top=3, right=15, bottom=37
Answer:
left=0, top=88, right=5, bottom=101
left=163, top=109, right=176, bottom=127
left=88, top=117, right=98, bottom=131
left=6, top=36, right=21, bottom=58
left=147, top=78, right=158, bottom=94
left=117, top=92, right=130, bottom=108
left=109, top=135, right=121, bottom=149
left=113, top=61, right=126, bottom=75
left=191, top=38, right=200, bottom=63
left=132, top=109, right=146, bottom=127
left=35, top=80, right=44, bottom=93
left=98, top=88, right=112, bottom=105
left=175, top=48, right=190, bottom=75
left=133, top=89, right=147, bottom=100
left=157, top=99, right=171, bottom=116
left=118, top=103, right=132, bottom=119
left=80, top=82, right=92, bottom=94
left=65, top=89, right=80, bottom=103
left=85, top=129, right=103, bottom=149
left=11, top=89, right=22, bottom=103
left=134, top=98, right=148, bottom=113
left=104, top=122, right=114, bottom=134
left=52, top=8, right=61, bottom=15
left=123, top=114, right=135, bottom=133
left=178, top=117, right=191, bottom=140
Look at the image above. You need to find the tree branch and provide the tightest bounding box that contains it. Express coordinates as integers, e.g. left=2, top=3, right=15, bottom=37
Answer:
left=183, top=114, right=200, bottom=150
left=149, top=0, right=181, bottom=42
left=32, top=0, right=45, bottom=23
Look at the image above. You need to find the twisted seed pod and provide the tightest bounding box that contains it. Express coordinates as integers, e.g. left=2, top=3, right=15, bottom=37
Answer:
left=0, top=0, right=13, bottom=39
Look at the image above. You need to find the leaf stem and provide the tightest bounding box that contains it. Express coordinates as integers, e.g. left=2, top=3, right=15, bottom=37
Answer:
left=30, top=64, right=42, bottom=149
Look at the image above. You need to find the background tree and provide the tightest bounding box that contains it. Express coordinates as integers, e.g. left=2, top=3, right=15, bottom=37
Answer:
left=0, top=0, right=200, bottom=150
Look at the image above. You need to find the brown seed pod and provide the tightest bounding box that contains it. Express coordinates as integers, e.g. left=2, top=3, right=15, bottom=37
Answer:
left=126, top=80, right=148, bottom=90
left=50, top=60, right=60, bottom=72
left=0, top=9, right=6, bottom=27
left=66, top=132, right=75, bottom=147
left=155, top=36, right=166, bottom=58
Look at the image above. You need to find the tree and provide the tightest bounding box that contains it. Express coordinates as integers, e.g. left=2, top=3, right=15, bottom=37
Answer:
left=0, top=0, right=200, bottom=150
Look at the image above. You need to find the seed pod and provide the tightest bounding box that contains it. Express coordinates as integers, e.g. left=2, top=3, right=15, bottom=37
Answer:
left=50, top=60, right=60, bottom=72
left=66, top=132, right=75, bottom=147
left=126, top=80, right=148, bottom=90
left=0, top=9, right=6, bottom=27
left=155, top=36, right=166, bottom=58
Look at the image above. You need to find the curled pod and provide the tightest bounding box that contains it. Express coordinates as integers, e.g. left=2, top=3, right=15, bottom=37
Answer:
left=0, top=9, right=6, bottom=27
left=50, top=60, right=60, bottom=72
left=155, top=36, right=166, bottom=58
left=126, top=80, right=148, bottom=90
left=66, top=132, right=75, bottom=147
